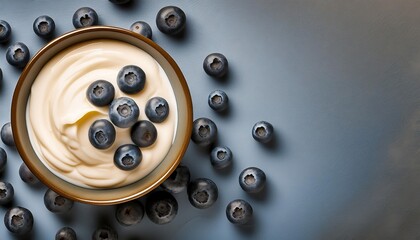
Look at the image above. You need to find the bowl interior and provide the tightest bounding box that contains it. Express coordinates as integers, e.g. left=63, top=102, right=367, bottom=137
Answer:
left=11, top=26, right=192, bottom=205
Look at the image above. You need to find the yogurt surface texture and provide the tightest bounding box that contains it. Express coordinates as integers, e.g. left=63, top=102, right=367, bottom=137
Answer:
left=26, top=39, right=177, bottom=188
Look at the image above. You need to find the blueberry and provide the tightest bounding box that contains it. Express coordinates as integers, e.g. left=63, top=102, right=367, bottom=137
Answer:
left=226, top=199, right=253, bottom=225
left=203, top=53, right=228, bottom=78
left=72, top=7, right=98, bottom=29
left=4, top=206, right=33, bottom=235
left=187, top=178, right=218, bottom=209
left=0, top=20, right=11, bottom=43
left=145, top=97, right=169, bottom=123
left=19, top=163, right=39, bottom=185
left=130, top=120, right=157, bottom=148
left=6, top=42, right=30, bottom=68
left=210, top=146, right=232, bottom=169
left=55, top=227, right=77, bottom=240
left=208, top=90, right=229, bottom=112
left=156, top=6, right=186, bottom=35
left=86, top=80, right=115, bottom=107
left=130, top=21, right=152, bottom=39
left=109, top=97, right=140, bottom=128
left=109, top=0, right=130, bottom=4
left=191, top=118, right=217, bottom=147
left=44, top=189, right=74, bottom=213
left=1, top=122, right=14, bottom=146
left=33, top=15, right=55, bottom=38
left=0, top=147, right=7, bottom=173
left=88, top=119, right=116, bottom=150
left=116, top=65, right=146, bottom=94
left=0, top=181, right=14, bottom=205
left=252, top=121, right=274, bottom=143
left=239, top=167, right=266, bottom=193
left=92, top=226, right=118, bottom=240
left=160, top=165, right=190, bottom=194
left=145, top=191, right=178, bottom=225
left=115, top=200, right=144, bottom=226
left=114, top=144, right=142, bottom=171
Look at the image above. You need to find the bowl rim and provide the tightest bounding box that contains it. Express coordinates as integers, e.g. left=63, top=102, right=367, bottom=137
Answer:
left=11, top=26, right=193, bottom=205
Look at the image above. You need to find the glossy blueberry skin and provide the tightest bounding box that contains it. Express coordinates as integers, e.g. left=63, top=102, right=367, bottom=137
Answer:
left=226, top=199, right=253, bottom=225
left=44, top=189, right=74, bottom=213
left=252, top=121, right=274, bottom=143
left=161, top=165, right=190, bottom=194
left=0, top=147, right=7, bottom=173
left=6, top=42, right=30, bottom=68
left=239, top=167, right=266, bottom=193
left=86, top=80, right=115, bottom=107
left=130, top=120, right=157, bottom=147
left=203, top=53, right=228, bottom=78
left=187, top=178, right=218, bottom=209
left=1, top=122, right=14, bottom=146
left=210, top=146, right=232, bottom=169
left=72, top=7, right=98, bottom=29
left=109, top=0, right=130, bottom=4
left=145, top=191, right=178, bottom=225
left=156, top=6, right=186, bottom=35
left=92, top=226, right=118, bottom=240
left=191, top=118, right=218, bottom=147
left=0, top=181, right=14, bottom=205
left=19, top=163, right=39, bottom=185
left=114, top=144, right=142, bottom=171
left=4, top=207, right=33, bottom=235
left=208, top=90, right=229, bottom=112
left=88, top=119, right=116, bottom=150
left=0, top=20, right=11, bottom=43
left=109, top=97, right=140, bottom=128
left=130, top=21, right=152, bottom=39
left=116, top=200, right=144, bottom=226
left=117, top=65, right=146, bottom=94
left=145, top=97, right=169, bottom=123
left=33, top=15, right=55, bottom=38
left=55, top=227, right=77, bottom=240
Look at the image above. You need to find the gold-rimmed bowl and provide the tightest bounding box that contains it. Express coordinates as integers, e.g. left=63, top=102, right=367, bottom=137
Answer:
left=11, top=26, right=193, bottom=205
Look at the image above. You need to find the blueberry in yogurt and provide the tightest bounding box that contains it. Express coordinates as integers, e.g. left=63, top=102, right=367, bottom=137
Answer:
left=208, top=90, right=229, bottom=112
left=156, top=6, right=186, bottom=35
left=33, top=15, right=55, bottom=38
left=6, top=42, right=30, bottom=68
left=130, top=21, right=152, bottom=39
left=191, top=117, right=217, bottom=147
left=114, top=144, right=142, bottom=171
left=130, top=120, right=157, bottom=148
left=109, top=97, right=140, bottom=128
left=117, top=65, right=146, bottom=94
left=88, top=119, right=116, bottom=150
left=0, top=20, right=11, bottom=43
left=87, top=80, right=115, bottom=107
left=4, top=206, right=33, bottom=235
left=145, top=97, right=169, bottom=123
left=72, top=7, right=98, bottom=29
left=203, top=53, right=228, bottom=78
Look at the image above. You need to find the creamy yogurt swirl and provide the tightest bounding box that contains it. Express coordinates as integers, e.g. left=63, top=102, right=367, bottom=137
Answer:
left=26, top=39, right=177, bottom=188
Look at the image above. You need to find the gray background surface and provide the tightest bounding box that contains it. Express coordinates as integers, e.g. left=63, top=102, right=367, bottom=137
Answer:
left=1, top=0, right=420, bottom=239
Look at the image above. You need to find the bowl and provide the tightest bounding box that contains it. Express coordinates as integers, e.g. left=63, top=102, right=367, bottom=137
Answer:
left=11, top=26, right=193, bottom=205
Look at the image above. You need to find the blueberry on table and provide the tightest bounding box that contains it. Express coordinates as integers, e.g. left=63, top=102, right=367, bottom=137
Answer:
left=19, top=163, right=39, bottom=185
left=1, top=122, right=14, bottom=146
left=0, top=181, right=14, bottom=205
left=33, top=15, right=55, bottom=38
left=109, top=0, right=130, bottom=4
left=191, top=117, right=218, bottom=147
left=156, top=6, right=186, bottom=35
left=0, top=147, right=7, bottom=173
left=115, top=200, right=144, bottom=226
left=109, top=97, right=140, bottom=128
left=4, top=206, right=34, bottom=235
left=0, top=20, right=11, bottom=43
left=88, top=119, right=116, bottom=150
left=226, top=199, right=253, bottom=225
left=239, top=167, right=266, bottom=193
left=87, top=80, right=115, bottom=107
left=203, top=53, right=228, bottom=78
left=114, top=144, right=142, bottom=171
left=6, top=42, right=30, bottom=68
left=210, top=146, right=232, bottom=169
left=145, top=191, right=178, bottom=225
left=208, top=90, right=229, bottom=112
left=72, top=7, right=98, bottom=29
left=161, top=165, right=190, bottom=194
left=55, top=227, right=77, bottom=240
left=117, top=65, right=146, bottom=94
left=130, top=21, right=152, bottom=39
left=187, top=178, right=218, bottom=209
left=252, top=121, right=274, bottom=143
left=145, top=97, right=169, bottom=123
left=130, top=120, right=157, bottom=148
left=44, top=189, right=74, bottom=213
left=92, top=226, right=118, bottom=240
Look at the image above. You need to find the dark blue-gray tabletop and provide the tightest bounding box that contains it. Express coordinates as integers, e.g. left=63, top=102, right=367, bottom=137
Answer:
left=1, top=0, right=420, bottom=239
